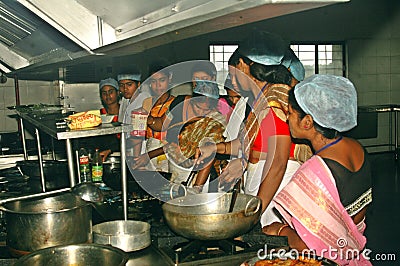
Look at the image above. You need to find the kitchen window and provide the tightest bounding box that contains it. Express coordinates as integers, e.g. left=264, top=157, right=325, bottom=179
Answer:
left=209, top=43, right=345, bottom=85
left=209, top=44, right=238, bottom=91
left=290, top=43, right=345, bottom=77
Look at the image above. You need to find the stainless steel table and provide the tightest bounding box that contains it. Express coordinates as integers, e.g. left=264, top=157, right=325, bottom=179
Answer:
left=15, top=110, right=133, bottom=219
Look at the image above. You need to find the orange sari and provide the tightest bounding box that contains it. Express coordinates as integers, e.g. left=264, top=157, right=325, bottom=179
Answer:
left=146, top=96, right=174, bottom=140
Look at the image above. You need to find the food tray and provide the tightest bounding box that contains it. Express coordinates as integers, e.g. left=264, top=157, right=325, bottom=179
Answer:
left=241, top=253, right=338, bottom=266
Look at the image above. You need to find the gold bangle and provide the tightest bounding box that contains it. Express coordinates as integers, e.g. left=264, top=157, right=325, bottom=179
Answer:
left=277, top=224, right=289, bottom=236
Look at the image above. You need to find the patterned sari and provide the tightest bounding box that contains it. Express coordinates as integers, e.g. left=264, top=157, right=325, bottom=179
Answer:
left=274, top=156, right=372, bottom=265
left=241, top=83, right=312, bottom=163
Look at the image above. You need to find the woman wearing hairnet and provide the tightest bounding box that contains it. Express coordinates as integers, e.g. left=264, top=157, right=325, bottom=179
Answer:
left=196, top=31, right=308, bottom=226
left=264, top=75, right=372, bottom=265
left=132, top=80, right=226, bottom=193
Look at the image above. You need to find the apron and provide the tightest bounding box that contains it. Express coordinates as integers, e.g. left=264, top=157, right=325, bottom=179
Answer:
left=245, top=159, right=301, bottom=227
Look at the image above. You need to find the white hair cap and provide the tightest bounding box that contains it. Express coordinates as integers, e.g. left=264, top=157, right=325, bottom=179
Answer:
left=294, top=74, right=357, bottom=132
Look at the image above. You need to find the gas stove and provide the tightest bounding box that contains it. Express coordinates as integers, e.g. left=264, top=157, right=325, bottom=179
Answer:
left=147, top=221, right=288, bottom=266
left=0, top=171, right=288, bottom=265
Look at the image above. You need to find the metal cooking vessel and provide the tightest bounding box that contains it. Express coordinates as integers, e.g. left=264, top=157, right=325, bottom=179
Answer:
left=93, top=220, right=151, bottom=252
left=162, top=192, right=261, bottom=240
left=1, top=193, right=92, bottom=255
left=16, top=160, right=68, bottom=178
left=16, top=160, right=69, bottom=191
left=14, top=243, right=128, bottom=266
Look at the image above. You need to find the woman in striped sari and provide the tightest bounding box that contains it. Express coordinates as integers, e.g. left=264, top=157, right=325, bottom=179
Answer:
left=264, top=75, right=372, bottom=265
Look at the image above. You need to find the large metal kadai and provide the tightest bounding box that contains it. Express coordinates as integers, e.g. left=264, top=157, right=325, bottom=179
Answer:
left=162, top=192, right=261, bottom=240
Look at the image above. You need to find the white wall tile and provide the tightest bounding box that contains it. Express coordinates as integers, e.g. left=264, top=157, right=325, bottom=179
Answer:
left=362, top=56, right=377, bottom=74
left=376, top=74, right=391, bottom=91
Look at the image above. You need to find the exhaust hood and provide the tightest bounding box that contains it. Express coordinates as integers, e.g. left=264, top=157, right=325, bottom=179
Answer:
left=0, top=0, right=348, bottom=81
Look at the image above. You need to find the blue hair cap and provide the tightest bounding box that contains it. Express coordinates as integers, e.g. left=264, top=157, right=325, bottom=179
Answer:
left=193, top=80, right=220, bottom=99
left=238, top=31, right=288, bottom=66
left=117, top=74, right=141, bottom=82
left=99, top=78, right=118, bottom=90
left=294, top=74, right=357, bottom=132
left=282, top=48, right=305, bottom=81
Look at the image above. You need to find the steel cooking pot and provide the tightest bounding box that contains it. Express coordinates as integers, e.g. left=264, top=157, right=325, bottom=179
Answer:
left=16, top=160, right=69, bottom=191
left=162, top=192, right=261, bottom=240
left=93, top=220, right=151, bottom=252
left=1, top=193, right=92, bottom=256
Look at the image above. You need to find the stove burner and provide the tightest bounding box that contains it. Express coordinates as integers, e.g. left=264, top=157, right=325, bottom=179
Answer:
left=155, top=223, right=289, bottom=265
left=173, top=239, right=250, bottom=262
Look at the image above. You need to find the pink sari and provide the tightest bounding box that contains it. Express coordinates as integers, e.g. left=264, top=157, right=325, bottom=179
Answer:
left=274, top=156, right=372, bottom=266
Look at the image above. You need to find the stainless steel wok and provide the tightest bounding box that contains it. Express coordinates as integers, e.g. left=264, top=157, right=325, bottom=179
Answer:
left=162, top=192, right=261, bottom=240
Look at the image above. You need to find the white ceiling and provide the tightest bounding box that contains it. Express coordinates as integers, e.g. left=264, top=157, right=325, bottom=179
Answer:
left=0, top=0, right=348, bottom=79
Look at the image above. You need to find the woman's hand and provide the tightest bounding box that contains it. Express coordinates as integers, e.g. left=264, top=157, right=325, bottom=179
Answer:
left=194, top=143, right=217, bottom=166
left=262, top=222, right=286, bottom=235
left=131, top=154, right=150, bottom=169
left=100, top=149, right=112, bottom=162
left=218, top=158, right=246, bottom=191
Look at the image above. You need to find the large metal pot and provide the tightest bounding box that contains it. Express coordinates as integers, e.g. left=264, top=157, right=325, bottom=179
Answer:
left=14, top=243, right=128, bottom=266
left=16, top=160, right=69, bottom=191
left=162, top=192, right=261, bottom=240
left=93, top=220, right=151, bottom=252
left=1, top=193, right=92, bottom=255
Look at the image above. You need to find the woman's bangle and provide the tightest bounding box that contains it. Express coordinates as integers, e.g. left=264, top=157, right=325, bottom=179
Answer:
left=277, top=224, right=289, bottom=236
left=148, top=116, right=156, bottom=125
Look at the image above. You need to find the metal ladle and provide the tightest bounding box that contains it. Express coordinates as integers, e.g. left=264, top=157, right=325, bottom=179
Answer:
left=0, top=182, right=104, bottom=205
left=71, top=182, right=104, bottom=203
left=228, top=180, right=240, bottom=213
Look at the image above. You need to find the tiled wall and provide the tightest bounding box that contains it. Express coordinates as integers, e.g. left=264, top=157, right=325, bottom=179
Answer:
left=347, top=6, right=400, bottom=153
left=0, top=79, right=58, bottom=134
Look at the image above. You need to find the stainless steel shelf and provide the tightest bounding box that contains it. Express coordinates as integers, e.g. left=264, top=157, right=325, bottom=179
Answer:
left=14, top=110, right=133, bottom=220
left=15, top=111, right=133, bottom=139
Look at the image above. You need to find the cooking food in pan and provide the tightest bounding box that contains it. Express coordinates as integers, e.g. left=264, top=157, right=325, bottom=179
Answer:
left=165, top=116, right=225, bottom=169
left=242, top=254, right=338, bottom=266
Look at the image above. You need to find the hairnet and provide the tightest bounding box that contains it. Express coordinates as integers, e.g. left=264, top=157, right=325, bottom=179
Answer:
left=99, top=78, right=118, bottom=90
left=282, top=48, right=305, bottom=81
left=238, top=31, right=288, bottom=66
left=294, top=74, right=357, bottom=132
left=193, top=80, right=219, bottom=99
left=117, top=73, right=141, bottom=82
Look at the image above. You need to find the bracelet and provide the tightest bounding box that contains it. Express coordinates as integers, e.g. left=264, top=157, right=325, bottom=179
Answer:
left=148, top=116, right=156, bottom=125
left=277, top=224, right=289, bottom=236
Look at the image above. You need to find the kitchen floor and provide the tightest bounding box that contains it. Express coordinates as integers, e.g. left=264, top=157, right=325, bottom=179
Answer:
left=364, top=151, right=400, bottom=265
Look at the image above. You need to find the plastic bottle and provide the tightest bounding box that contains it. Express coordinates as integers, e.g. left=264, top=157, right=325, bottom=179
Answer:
left=79, top=148, right=91, bottom=182
left=91, top=148, right=103, bottom=183
left=130, top=109, right=148, bottom=137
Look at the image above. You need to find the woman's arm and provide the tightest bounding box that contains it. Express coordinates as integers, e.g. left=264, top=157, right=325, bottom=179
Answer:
left=195, top=138, right=242, bottom=164
left=262, top=222, right=308, bottom=251
left=257, top=135, right=291, bottom=213
left=147, top=113, right=166, bottom=132
left=131, top=146, right=165, bottom=169
left=193, top=159, right=214, bottom=187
